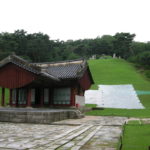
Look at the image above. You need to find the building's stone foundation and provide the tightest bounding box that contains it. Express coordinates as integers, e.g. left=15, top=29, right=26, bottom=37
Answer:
left=0, top=108, right=83, bottom=124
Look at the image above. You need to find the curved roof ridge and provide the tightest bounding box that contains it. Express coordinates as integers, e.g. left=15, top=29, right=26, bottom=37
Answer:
left=32, top=58, right=84, bottom=65
left=0, top=54, right=59, bottom=81
left=33, top=58, right=86, bottom=68
left=0, top=54, right=41, bottom=73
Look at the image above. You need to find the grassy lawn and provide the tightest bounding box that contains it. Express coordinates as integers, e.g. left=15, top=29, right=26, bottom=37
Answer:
left=85, top=104, right=97, bottom=108
left=0, top=88, right=9, bottom=106
left=86, top=59, right=150, bottom=117
left=121, top=121, right=150, bottom=150
left=86, top=108, right=150, bottom=118
left=88, top=59, right=150, bottom=91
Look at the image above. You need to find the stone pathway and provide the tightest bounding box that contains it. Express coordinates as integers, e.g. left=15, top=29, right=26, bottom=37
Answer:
left=0, top=116, right=127, bottom=150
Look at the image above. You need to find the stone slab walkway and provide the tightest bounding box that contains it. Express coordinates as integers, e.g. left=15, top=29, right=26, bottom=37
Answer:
left=0, top=116, right=127, bottom=150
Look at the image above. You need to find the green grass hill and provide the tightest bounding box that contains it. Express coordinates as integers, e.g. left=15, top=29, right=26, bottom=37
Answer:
left=87, top=58, right=150, bottom=118
left=89, top=58, right=150, bottom=91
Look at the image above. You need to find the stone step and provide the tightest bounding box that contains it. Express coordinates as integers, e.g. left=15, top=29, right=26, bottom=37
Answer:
left=72, top=126, right=102, bottom=150
left=45, top=125, right=93, bottom=149
left=11, top=125, right=85, bottom=150
left=30, top=125, right=92, bottom=150
left=75, top=110, right=85, bottom=119
left=58, top=125, right=102, bottom=150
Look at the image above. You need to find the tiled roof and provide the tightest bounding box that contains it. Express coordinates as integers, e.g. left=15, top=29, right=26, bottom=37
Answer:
left=0, top=54, right=40, bottom=74
left=36, top=59, right=87, bottom=79
left=0, top=54, right=92, bottom=82
left=47, top=64, right=82, bottom=79
left=0, top=54, right=59, bottom=81
left=46, top=61, right=85, bottom=79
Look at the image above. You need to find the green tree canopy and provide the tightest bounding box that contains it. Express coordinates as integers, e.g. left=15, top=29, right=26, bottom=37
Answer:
left=113, top=32, right=135, bottom=58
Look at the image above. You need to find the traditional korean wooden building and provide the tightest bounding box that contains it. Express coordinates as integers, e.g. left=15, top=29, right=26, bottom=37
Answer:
left=0, top=54, right=94, bottom=108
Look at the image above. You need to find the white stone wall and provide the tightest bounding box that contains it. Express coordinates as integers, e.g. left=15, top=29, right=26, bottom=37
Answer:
left=75, top=95, right=85, bottom=106
left=85, top=84, right=144, bottom=109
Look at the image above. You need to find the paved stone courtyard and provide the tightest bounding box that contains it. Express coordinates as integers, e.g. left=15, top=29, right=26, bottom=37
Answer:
left=0, top=116, right=127, bottom=150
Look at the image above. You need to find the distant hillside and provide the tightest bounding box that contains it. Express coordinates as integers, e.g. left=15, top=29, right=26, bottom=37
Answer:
left=88, top=59, right=150, bottom=107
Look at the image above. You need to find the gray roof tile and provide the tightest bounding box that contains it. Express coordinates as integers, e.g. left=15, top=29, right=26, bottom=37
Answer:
left=33, top=59, right=87, bottom=79
left=0, top=55, right=90, bottom=82
left=46, top=63, right=83, bottom=79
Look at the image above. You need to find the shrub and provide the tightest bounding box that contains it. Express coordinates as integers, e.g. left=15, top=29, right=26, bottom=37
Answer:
left=145, top=70, right=150, bottom=79
left=137, top=51, right=150, bottom=67
left=127, top=56, right=137, bottom=63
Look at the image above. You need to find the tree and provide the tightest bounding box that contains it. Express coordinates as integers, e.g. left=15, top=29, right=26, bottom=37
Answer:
left=136, top=51, right=150, bottom=67
left=99, top=35, right=114, bottom=55
left=13, top=30, right=27, bottom=55
left=26, top=33, right=50, bottom=62
left=113, top=33, right=135, bottom=58
left=131, top=42, right=146, bottom=55
left=0, top=32, right=18, bottom=59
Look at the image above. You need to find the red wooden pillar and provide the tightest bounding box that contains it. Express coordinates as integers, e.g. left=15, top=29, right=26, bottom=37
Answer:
left=1, top=88, right=5, bottom=106
left=27, top=88, right=32, bottom=107
left=40, top=88, right=44, bottom=107
left=70, top=87, right=75, bottom=106
left=9, top=89, right=12, bottom=106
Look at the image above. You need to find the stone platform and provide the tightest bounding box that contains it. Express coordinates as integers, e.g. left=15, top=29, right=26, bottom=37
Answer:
left=0, top=107, right=83, bottom=124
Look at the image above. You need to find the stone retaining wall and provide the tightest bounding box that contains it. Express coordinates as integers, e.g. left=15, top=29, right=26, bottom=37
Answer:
left=0, top=108, right=82, bottom=124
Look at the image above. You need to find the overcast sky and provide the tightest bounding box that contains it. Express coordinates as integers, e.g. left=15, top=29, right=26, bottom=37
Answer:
left=0, top=0, right=150, bottom=42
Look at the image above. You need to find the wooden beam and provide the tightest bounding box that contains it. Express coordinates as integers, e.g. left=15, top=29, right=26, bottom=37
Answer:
left=70, top=87, right=75, bottom=106
left=1, top=88, right=5, bottom=106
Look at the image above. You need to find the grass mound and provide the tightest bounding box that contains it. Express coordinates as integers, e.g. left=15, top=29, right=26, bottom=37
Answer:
left=88, top=59, right=150, bottom=91
left=87, top=58, right=150, bottom=117
left=89, top=59, right=150, bottom=108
